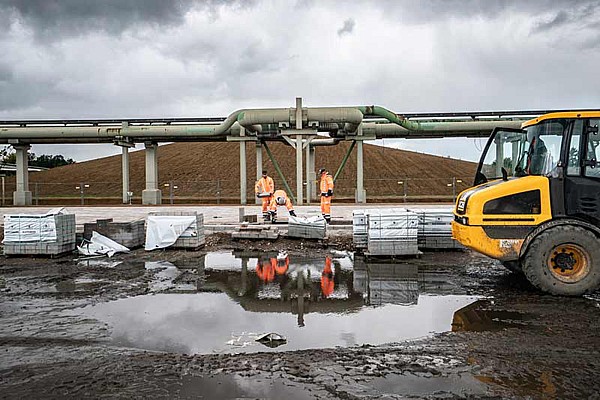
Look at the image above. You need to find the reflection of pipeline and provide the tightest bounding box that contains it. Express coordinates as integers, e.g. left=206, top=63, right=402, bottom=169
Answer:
left=256, top=256, right=289, bottom=282
left=321, top=257, right=334, bottom=298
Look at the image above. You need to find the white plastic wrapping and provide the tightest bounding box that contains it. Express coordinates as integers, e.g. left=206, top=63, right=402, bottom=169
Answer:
left=78, top=231, right=130, bottom=257
left=3, top=208, right=67, bottom=243
left=144, top=215, right=197, bottom=250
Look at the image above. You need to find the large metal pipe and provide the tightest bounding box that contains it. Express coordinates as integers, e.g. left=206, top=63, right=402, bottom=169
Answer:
left=361, top=120, right=523, bottom=138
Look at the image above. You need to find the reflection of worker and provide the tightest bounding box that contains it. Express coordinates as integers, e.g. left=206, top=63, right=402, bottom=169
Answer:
left=275, top=254, right=289, bottom=275
left=255, top=170, right=275, bottom=221
left=268, top=189, right=296, bottom=223
left=320, top=257, right=334, bottom=298
left=256, top=257, right=276, bottom=283
left=319, top=168, right=334, bottom=223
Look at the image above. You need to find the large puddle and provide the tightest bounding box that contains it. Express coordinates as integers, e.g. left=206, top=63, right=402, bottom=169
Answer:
left=79, top=251, right=479, bottom=354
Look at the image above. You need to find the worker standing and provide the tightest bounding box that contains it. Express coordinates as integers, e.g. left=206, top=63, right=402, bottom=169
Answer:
left=319, top=168, right=334, bottom=223
left=255, top=170, right=274, bottom=221
left=268, top=189, right=296, bottom=223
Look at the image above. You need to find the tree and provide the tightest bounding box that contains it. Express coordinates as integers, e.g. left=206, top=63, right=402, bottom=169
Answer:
left=0, top=147, right=75, bottom=169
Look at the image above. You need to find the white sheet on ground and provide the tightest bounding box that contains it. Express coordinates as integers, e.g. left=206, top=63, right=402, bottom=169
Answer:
left=77, top=231, right=130, bottom=257
left=144, top=215, right=197, bottom=250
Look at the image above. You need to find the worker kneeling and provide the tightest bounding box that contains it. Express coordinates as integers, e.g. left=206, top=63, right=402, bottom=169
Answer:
left=268, top=189, right=296, bottom=223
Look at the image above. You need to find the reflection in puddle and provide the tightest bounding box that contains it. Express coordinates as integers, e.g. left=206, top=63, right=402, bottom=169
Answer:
left=371, top=372, right=488, bottom=397
left=174, top=374, right=317, bottom=400
left=80, top=251, right=479, bottom=354
left=452, top=300, right=527, bottom=332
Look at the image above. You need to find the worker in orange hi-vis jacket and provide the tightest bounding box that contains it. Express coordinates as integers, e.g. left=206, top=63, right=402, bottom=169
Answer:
left=255, top=170, right=274, bottom=221
left=320, top=257, right=334, bottom=298
left=319, top=168, right=334, bottom=223
left=268, top=189, right=296, bottom=223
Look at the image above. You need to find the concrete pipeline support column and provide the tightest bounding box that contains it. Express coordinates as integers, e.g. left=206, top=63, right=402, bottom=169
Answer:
left=239, top=127, right=247, bottom=205
left=142, top=142, right=161, bottom=205
left=305, top=144, right=316, bottom=204
left=121, top=146, right=130, bottom=204
left=356, top=126, right=366, bottom=203
left=255, top=142, right=262, bottom=205
left=13, top=144, right=32, bottom=206
left=295, top=97, right=303, bottom=205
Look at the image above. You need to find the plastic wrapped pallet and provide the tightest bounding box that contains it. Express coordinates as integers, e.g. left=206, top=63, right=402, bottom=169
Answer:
left=83, top=218, right=145, bottom=249
left=3, top=208, right=76, bottom=256
left=287, top=215, right=326, bottom=239
left=366, top=209, right=419, bottom=256
left=409, top=207, right=464, bottom=250
left=145, top=211, right=205, bottom=250
left=352, top=210, right=368, bottom=248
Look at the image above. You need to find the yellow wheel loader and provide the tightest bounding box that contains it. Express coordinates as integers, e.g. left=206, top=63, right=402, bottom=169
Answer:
left=452, top=112, right=600, bottom=295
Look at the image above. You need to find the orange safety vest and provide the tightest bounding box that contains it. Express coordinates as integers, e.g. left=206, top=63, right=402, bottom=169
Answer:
left=255, top=176, right=274, bottom=195
left=274, top=256, right=289, bottom=275
left=320, top=173, right=334, bottom=194
left=320, top=257, right=334, bottom=297
left=269, top=189, right=293, bottom=211
left=256, top=259, right=276, bottom=282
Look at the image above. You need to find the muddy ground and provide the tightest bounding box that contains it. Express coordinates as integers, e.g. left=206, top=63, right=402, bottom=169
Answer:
left=1, top=234, right=599, bottom=399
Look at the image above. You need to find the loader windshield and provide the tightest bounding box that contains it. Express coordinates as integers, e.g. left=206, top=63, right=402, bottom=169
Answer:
left=477, top=120, right=567, bottom=183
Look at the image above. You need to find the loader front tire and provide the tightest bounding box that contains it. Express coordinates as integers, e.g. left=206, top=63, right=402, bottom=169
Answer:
left=522, top=225, right=600, bottom=296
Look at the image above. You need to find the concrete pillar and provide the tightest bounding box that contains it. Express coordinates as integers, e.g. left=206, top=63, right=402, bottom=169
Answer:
left=295, top=97, right=303, bottom=205
left=306, top=145, right=316, bottom=203
left=255, top=142, right=262, bottom=205
left=239, top=128, right=247, bottom=205
left=495, top=135, right=504, bottom=177
left=356, top=127, right=366, bottom=203
left=121, top=146, right=130, bottom=204
left=13, top=144, right=32, bottom=206
left=142, top=142, right=161, bottom=205
left=296, top=134, right=303, bottom=205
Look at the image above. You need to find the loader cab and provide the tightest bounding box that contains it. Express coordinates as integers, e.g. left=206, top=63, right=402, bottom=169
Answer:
left=471, top=113, right=600, bottom=225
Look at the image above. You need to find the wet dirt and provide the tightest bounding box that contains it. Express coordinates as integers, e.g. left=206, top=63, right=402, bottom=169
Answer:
left=1, top=234, right=600, bottom=399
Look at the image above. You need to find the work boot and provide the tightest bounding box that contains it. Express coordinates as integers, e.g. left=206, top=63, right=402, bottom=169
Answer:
left=325, top=216, right=331, bottom=224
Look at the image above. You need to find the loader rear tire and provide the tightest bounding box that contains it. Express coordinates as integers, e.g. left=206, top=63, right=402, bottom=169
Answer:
left=522, top=225, right=600, bottom=296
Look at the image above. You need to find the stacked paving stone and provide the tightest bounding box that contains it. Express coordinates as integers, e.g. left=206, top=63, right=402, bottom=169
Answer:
left=3, top=213, right=76, bottom=256
left=287, top=216, right=326, bottom=239
left=366, top=209, right=420, bottom=256
left=352, top=210, right=368, bottom=249
left=83, top=218, right=145, bottom=249
left=409, top=208, right=464, bottom=250
left=148, top=211, right=205, bottom=249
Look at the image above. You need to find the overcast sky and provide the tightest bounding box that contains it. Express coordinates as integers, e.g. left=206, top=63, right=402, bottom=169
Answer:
left=1, top=0, right=599, bottom=161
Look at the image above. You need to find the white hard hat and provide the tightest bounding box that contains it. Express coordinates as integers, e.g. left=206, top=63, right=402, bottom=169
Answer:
left=276, top=196, right=285, bottom=205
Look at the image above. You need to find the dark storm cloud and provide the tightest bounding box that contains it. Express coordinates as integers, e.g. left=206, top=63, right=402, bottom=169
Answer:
left=337, top=19, right=355, bottom=36
left=0, top=0, right=252, bottom=39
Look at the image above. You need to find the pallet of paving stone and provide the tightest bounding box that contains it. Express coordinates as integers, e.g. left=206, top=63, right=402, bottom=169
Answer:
left=287, top=216, right=326, bottom=240
left=352, top=210, right=368, bottom=249
left=366, top=209, right=419, bottom=256
left=83, top=218, right=145, bottom=249
left=148, top=211, right=205, bottom=249
left=3, top=211, right=76, bottom=256
left=231, top=226, right=279, bottom=240
left=409, top=208, right=464, bottom=250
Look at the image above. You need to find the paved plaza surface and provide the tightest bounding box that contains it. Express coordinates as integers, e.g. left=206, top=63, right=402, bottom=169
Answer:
left=0, top=203, right=454, bottom=227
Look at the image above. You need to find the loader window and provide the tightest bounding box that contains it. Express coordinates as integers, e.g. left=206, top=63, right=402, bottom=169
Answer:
left=516, top=120, right=567, bottom=177
left=567, top=119, right=584, bottom=176
left=483, top=189, right=541, bottom=215
left=584, top=119, right=600, bottom=178
left=479, top=130, right=527, bottom=181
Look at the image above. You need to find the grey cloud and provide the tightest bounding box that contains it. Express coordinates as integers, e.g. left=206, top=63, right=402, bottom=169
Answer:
left=337, top=19, right=355, bottom=36
left=532, top=10, right=570, bottom=32
left=375, top=0, right=598, bottom=23
left=0, top=0, right=254, bottom=41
